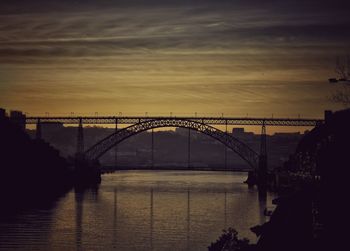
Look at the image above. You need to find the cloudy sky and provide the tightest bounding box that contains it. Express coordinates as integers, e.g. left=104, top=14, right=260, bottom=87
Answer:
left=0, top=0, right=349, bottom=118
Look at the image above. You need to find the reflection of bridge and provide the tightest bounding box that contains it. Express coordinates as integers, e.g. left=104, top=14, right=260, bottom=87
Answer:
left=25, top=115, right=323, bottom=192
left=74, top=186, right=240, bottom=250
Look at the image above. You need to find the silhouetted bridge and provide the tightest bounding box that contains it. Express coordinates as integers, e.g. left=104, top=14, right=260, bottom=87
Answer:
left=26, top=116, right=322, bottom=126
left=25, top=116, right=322, bottom=166
left=25, top=115, right=323, bottom=191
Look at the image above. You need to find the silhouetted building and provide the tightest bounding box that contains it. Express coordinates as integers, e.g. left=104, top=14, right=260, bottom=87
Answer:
left=175, top=127, right=201, bottom=139
left=232, top=127, right=245, bottom=135
left=324, top=110, right=332, bottom=124
left=0, top=108, right=6, bottom=118
left=9, top=110, right=26, bottom=130
left=232, top=127, right=255, bottom=139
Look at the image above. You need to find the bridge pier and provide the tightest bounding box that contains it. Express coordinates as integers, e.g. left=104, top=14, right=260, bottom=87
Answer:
left=258, top=121, right=268, bottom=197
left=74, top=118, right=101, bottom=186
left=151, top=128, right=154, bottom=168
left=36, top=118, right=42, bottom=140
left=76, top=118, right=84, bottom=155
left=115, top=118, right=118, bottom=169
left=258, top=155, right=268, bottom=198
left=74, top=156, right=101, bottom=187
left=224, top=120, right=228, bottom=169
left=188, top=128, right=191, bottom=169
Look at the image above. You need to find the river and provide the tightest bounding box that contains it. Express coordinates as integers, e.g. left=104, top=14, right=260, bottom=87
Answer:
left=0, top=171, right=275, bottom=251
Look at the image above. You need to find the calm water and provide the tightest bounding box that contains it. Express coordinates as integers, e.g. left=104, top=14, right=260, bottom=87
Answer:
left=0, top=171, right=275, bottom=251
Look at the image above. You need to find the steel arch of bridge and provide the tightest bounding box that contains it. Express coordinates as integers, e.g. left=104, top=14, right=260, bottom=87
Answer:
left=84, top=118, right=260, bottom=170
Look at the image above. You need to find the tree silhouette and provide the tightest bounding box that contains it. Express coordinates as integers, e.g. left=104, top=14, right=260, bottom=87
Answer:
left=329, top=55, right=350, bottom=106
left=208, top=227, right=251, bottom=251
left=335, top=55, right=350, bottom=80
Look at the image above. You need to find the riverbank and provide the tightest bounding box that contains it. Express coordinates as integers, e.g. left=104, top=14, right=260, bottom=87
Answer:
left=0, top=111, right=75, bottom=214
left=209, top=110, right=350, bottom=250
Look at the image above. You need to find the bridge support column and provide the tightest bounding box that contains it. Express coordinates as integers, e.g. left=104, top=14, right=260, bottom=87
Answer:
left=188, top=128, right=191, bottom=169
left=225, top=120, right=228, bottom=170
left=115, top=119, right=118, bottom=168
left=74, top=119, right=102, bottom=187
left=76, top=118, right=84, bottom=156
left=36, top=118, right=42, bottom=140
left=151, top=129, right=154, bottom=168
left=258, top=121, right=268, bottom=197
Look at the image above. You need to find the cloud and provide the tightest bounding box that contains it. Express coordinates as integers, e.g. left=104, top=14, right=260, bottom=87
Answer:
left=0, top=2, right=349, bottom=61
left=0, top=0, right=348, bottom=116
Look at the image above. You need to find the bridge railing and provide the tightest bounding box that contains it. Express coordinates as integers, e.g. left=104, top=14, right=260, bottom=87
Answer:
left=25, top=116, right=323, bottom=126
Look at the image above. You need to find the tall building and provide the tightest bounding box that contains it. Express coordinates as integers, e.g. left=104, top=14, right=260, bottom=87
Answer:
left=0, top=108, right=6, bottom=118
left=9, top=110, right=26, bottom=131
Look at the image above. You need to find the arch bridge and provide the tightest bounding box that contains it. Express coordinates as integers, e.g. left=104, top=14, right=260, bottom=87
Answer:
left=84, top=118, right=260, bottom=170
left=25, top=114, right=323, bottom=171
left=25, top=114, right=323, bottom=192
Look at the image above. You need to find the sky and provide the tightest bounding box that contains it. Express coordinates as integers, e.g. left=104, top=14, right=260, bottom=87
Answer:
left=0, top=0, right=350, bottom=119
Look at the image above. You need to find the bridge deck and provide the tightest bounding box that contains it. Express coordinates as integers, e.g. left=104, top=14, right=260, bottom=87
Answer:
left=25, top=116, right=323, bottom=126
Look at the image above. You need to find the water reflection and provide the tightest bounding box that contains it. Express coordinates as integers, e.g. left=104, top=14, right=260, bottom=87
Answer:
left=0, top=171, right=274, bottom=251
left=75, top=191, right=83, bottom=251
left=187, top=188, right=191, bottom=251
left=259, top=193, right=267, bottom=225
left=150, top=188, right=153, bottom=250
left=0, top=196, right=61, bottom=250
left=74, top=187, right=99, bottom=251
left=113, top=188, right=118, bottom=249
